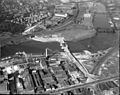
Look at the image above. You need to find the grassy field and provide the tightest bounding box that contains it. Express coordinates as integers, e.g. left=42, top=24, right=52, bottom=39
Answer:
left=61, top=25, right=96, bottom=41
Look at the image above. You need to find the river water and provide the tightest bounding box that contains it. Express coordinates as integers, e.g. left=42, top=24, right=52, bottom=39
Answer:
left=1, top=14, right=118, bottom=57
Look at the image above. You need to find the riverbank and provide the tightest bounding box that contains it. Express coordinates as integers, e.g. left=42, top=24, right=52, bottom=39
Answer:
left=1, top=8, right=119, bottom=57
left=1, top=32, right=118, bottom=58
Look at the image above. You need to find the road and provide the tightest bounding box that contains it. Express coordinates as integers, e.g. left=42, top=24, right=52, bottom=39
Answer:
left=58, top=39, right=97, bottom=79
left=90, top=44, right=119, bottom=75
left=44, top=74, right=119, bottom=94
left=22, top=21, right=45, bottom=35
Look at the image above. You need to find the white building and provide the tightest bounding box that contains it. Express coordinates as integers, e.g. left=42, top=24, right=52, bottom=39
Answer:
left=83, top=13, right=92, bottom=18
left=55, top=13, right=68, bottom=17
left=61, top=0, right=70, bottom=3
left=113, top=17, right=120, bottom=21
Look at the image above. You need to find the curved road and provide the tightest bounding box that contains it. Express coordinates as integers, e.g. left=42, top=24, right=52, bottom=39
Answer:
left=91, top=1, right=120, bottom=75
left=90, top=44, right=119, bottom=75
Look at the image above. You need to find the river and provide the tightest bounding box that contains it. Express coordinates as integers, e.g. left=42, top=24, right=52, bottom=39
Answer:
left=1, top=14, right=118, bottom=57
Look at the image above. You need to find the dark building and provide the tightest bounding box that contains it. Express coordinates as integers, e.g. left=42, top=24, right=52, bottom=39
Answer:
left=7, top=71, right=19, bottom=94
